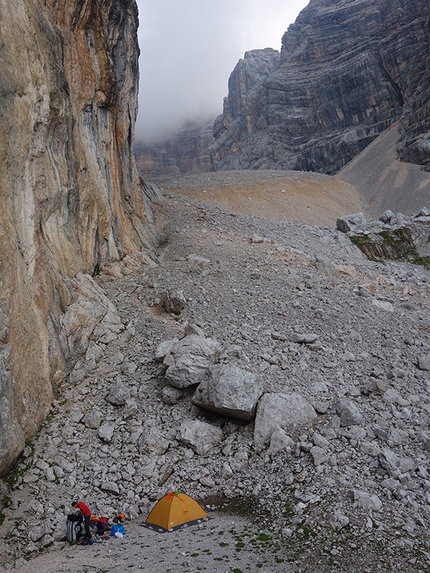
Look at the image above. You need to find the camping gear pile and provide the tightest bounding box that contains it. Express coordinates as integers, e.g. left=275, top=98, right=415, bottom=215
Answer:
left=66, top=491, right=207, bottom=544
left=66, top=513, right=126, bottom=544
left=111, top=515, right=126, bottom=538
left=66, top=513, right=83, bottom=544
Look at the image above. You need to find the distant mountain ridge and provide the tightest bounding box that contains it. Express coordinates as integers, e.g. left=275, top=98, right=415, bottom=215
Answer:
left=211, top=0, right=430, bottom=174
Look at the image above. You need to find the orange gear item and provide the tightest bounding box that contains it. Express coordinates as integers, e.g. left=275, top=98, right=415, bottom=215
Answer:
left=143, top=491, right=208, bottom=532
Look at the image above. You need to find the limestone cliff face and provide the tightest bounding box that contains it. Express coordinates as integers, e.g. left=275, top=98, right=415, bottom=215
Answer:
left=0, top=0, right=156, bottom=474
left=211, top=0, right=430, bottom=173
left=135, top=119, right=215, bottom=183
left=398, top=48, right=430, bottom=167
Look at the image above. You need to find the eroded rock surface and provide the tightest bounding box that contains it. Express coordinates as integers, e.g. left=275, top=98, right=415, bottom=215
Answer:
left=0, top=0, right=158, bottom=474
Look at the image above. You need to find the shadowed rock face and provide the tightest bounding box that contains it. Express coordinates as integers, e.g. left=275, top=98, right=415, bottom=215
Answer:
left=211, top=0, right=430, bottom=173
left=398, top=53, right=430, bottom=166
left=0, top=0, right=156, bottom=474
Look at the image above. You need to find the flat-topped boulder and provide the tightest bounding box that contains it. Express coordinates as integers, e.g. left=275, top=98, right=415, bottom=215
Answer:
left=192, top=364, right=263, bottom=422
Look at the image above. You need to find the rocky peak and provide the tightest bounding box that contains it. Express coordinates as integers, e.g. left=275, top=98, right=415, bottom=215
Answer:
left=211, top=0, right=430, bottom=173
left=135, top=49, right=281, bottom=184
left=219, top=48, right=280, bottom=125
left=212, top=49, right=280, bottom=157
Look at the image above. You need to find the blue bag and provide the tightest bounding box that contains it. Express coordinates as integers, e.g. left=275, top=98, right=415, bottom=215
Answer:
left=111, top=523, right=126, bottom=536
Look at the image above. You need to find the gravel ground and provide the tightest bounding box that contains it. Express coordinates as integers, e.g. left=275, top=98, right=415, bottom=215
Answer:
left=162, top=169, right=365, bottom=227
left=2, top=173, right=430, bottom=573
left=9, top=513, right=292, bottom=573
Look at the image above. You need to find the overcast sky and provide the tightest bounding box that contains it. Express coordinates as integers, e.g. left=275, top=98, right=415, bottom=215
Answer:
left=135, top=0, right=309, bottom=143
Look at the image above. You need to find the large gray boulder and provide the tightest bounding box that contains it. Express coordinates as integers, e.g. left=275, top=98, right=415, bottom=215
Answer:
left=192, top=364, right=263, bottom=422
left=162, top=335, right=221, bottom=388
left=418, top=354, right=430, bottom=371
left=160, top=289, right=187, bottom=315
left=336, top=212, right=367, bottom=233
left=138, top=424, right=170, bottom=456
left=177, top=420, right=224, bottom=455
left=254, top=392, right=317, bottom=450
left=106, top=384, right=130, bottom=407
left=334, top=398, right=363, bottom=427
left=82, top=409, right=102, bottom=429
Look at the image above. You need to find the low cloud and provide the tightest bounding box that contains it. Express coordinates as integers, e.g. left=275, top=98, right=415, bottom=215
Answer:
left=136, top=0, right=308, bottom=143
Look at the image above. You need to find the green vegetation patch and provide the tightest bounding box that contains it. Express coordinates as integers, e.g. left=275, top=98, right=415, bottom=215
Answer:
left=350, top=226, right=430, bottom=267
left=257, top=533, right=272, bottom=542
left=350, top=234, right=372, bottom=246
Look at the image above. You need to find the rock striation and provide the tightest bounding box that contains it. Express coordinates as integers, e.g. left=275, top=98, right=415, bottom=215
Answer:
left=134, top=119, right=215, bottom=183
left=0, top=0, right=157, bottom=475
left=211, top=0, right=430, bottom=174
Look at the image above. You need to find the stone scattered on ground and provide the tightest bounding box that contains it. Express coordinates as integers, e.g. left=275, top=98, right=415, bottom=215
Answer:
left=1, top=186, right=430, bottom=573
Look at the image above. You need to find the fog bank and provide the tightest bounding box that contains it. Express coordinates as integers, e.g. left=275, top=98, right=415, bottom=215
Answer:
left=136, top=0, right=309, bottom=143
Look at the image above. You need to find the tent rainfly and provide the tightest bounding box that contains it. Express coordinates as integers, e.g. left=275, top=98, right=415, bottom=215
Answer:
left=143, top=491, right=208, bottom=532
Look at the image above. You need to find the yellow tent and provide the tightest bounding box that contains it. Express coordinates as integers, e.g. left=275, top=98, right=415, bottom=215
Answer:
left=143, top=491, right=208, bottom=532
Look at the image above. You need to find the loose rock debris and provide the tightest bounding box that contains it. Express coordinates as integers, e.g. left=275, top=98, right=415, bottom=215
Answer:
left=1, top=190, right=430, bottom=573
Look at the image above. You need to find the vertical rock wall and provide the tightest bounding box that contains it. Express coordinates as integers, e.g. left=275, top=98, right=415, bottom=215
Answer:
left=0, top=0, right=155, bottom=474
left=211, top=0, right=430, bottom=173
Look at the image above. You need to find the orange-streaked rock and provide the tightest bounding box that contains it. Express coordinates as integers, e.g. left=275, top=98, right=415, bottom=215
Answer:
left=0, top=0, right=156, bottom=474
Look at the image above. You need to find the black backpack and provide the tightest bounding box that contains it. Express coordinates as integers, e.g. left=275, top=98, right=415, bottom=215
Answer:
left=66, top=513, right=83, bottom=543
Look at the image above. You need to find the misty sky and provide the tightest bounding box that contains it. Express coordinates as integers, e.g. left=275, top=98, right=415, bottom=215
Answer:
left=135, top=0, right=309, bottom=143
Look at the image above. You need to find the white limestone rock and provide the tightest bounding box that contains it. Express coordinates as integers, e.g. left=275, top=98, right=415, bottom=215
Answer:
left=163, top=334, right=222, bottom=388
left=192, top=364, right=263, bottom=421
left=83, top=409, right=102, bottom=429
left=254, top=392, right=317, bottom=449
left=138, top=425, right=170, bottom=456
left=267, top=427, right=295, bottom=457
left=98, top=423, right=115, bottom=443
left=177, top=420, right=224, bottom=455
